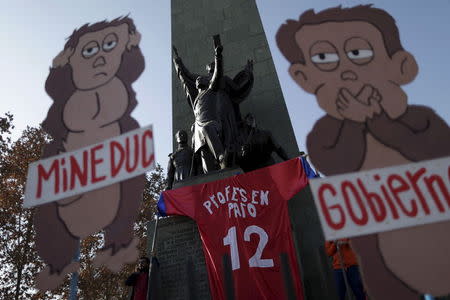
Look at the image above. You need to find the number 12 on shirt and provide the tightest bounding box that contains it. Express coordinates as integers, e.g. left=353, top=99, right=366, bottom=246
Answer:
left=223, top=225, right=274, bottom=270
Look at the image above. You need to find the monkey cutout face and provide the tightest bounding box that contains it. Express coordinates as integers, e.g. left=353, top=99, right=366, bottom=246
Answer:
left=68, top=23, right=130, bottom=90
left=289, top=21, right=418, bottom=121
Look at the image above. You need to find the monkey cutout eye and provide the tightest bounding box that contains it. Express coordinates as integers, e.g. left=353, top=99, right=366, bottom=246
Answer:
left=310, top=41, right=340, bottom=71
left=344, top=37, right=374, bottom=65
left=103, top=33, right=118, bottom=52
left=311, top=53, right=339, bottom=63
left=347, top=49, right=373, bottom=63
left=82, top=41, right=100, bottom=59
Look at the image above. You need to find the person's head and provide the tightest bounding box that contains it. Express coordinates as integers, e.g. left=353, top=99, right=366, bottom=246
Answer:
left=206, top=61, right=215, bottom=74
left=195, top=75, right=210, bottom=91
left=276, top=5, right=418, bottom=119
left=138, top=256, right=150, bottom=271
left=175, top=130, right=188, bottom=144
left=244, top=113, right=256, bottom=128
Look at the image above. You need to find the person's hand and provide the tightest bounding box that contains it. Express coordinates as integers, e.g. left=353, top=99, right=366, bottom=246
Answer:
left=215, top=45, right=223, bottom=56
left=172, top=45, right=179, bottom=57
left=336, top=85, right=382, bottom=122
left=172, top=46, right=182, bottom=64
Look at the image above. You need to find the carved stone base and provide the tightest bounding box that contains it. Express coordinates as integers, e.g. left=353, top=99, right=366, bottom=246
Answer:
left=147, top=168, right=242, bottom=300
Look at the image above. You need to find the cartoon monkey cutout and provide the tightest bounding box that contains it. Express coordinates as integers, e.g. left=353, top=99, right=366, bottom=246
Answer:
left=34, top=16, right=145, bottom=290
left=277, top=5, right=450, bottom=300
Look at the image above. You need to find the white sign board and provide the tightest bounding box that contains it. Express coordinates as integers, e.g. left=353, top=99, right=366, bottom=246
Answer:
left=24, top=125, right=155, bottom=208
left=309, top=156, right=450, bottom=240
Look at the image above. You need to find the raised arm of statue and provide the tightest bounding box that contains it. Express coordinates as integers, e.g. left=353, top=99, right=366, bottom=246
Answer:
left=172, top=46, right=198, bottom=108
left=209, top=44, right=223, bottom=91
left=227, top=59, right=254, bottom=102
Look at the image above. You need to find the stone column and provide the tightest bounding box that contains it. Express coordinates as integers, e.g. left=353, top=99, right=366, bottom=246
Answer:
left=148, top=0, right=338, bottom=299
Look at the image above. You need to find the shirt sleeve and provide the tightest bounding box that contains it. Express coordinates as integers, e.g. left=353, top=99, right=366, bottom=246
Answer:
left=157, top=184, right=199, bottom=219
left=269, top=157, right=309, bottom=200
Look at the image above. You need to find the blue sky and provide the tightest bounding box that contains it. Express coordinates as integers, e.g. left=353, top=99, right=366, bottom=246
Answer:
left=1, top=0, right=449, bottom=172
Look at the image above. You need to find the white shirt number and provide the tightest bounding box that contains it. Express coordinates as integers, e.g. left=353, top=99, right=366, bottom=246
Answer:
left=223, top=225, right=274, bottom=270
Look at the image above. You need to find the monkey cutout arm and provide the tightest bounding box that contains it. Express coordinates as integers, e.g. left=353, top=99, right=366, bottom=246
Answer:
left=307, top=116, right=366, bottom=176
left=367, top=105, right=450, bottom=161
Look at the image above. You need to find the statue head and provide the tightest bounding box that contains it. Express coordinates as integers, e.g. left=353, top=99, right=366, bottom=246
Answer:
left=244, top=113, right=256, bottom=128
left=195, top=75, right=210, bottom=91
left=206, top=61, right=215, bottom=74
left=175, top=130, right=188, bottom=144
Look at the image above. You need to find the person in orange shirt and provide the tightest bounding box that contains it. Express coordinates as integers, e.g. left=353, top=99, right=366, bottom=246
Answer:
left=326, top=239, right=366, bottom=300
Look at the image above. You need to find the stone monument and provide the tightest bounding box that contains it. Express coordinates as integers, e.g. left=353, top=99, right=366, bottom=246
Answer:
left=148, top=1, right=337, bottom=299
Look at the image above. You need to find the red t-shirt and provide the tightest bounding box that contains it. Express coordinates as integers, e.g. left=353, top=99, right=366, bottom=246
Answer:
left=158, top=158, right=307, bottom=300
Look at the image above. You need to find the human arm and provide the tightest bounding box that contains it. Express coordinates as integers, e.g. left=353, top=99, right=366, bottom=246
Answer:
left=165, top=155, right=175, bottom=190
left=366, top=105, right=450, bottom=160
left=209, top=44, right=223, bottom=91
left=325, top=241, right=337, bottom=256
left=226, top=60, right=254, bottom=101
left=307, top=116, right=366, bottom=176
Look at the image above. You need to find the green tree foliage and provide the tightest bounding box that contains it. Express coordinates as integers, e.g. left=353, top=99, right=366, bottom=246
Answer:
left=76, top=166, right=165, bottom=300
left=0, top=114, right=165, bottom=299
left=0, top=117, right=59, bottom=299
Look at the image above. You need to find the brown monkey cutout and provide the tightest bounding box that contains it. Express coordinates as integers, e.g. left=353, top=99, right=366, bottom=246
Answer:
left=276, top=5, right=450, bottom=299
left=34, top=16, right=146, bottom=290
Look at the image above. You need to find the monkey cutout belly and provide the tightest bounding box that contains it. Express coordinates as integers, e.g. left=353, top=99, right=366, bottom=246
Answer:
left=58, top=77, right=128, bottom=238
left=360, top=133, right=410, bottom=170
left=360, top=133, right=450, bottom=295
left=378, top=221, right=450, bottom=296
left=57, top=183, right=120, bottom=238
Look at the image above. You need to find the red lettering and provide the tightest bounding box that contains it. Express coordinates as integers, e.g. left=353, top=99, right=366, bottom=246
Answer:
left=142, top=129, right=154, bottom=168
left=341, top=181, right=368, bottom=226
left=318, top=184, right=346, bottom=230
left=36, top=160, right=59, bottom=198
left=406, top=168, right=430, bottom=214
left=424, top=174, right=450, bottom=211
left=357, top=179, right=386, bottom=223
left=380, top=184, right=400, bottom=220
left=70, top=151, right=88, bottom=189
left=387, top=174, right=418, bottom=217
left=90, top=144, right=106, bottom=183
left=110, top=141, right=125, bottom=177
left=62, top=158, right=68, bottom=192
left=374, top=174, right=399, bottom=219
left=125, top=134, right=139, bottom=173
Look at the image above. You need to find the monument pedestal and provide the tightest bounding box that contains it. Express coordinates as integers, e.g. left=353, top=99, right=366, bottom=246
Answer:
left=147, top=168, right=242, bottom=300
left=165, top=0, right=338, bottom=298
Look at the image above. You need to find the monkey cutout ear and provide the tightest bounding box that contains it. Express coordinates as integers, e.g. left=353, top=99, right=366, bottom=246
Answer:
left=391, top=50, right=418, bottom=85
left=289, top=63, right=316, bottom=94
left=127, top=30, right=141, bottom=51
left=52, top=48, right=74, bottom=68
